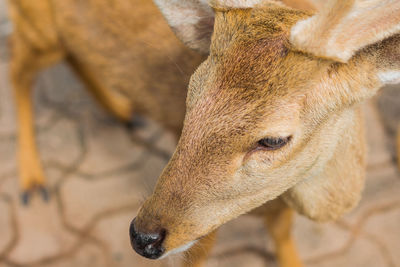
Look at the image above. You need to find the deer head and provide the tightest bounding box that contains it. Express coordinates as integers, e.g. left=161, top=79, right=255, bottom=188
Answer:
left=130, top=0, right=400, bottom=259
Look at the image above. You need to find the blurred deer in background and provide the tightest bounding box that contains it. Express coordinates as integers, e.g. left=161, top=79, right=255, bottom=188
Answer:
left=7, top=0, right=206, bottom=203
left=130, top=0, right=400, bottom=266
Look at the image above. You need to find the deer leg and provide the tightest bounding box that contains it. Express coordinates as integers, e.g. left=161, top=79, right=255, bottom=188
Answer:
left=182, top=231, right=217, bottom=267
left=10, top=34, right=64, bottom=203
left=264, top=198, right=303, bottom=267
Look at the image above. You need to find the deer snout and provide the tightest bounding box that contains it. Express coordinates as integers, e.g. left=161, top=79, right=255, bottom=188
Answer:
left=129, top=218, right=166, bottom=259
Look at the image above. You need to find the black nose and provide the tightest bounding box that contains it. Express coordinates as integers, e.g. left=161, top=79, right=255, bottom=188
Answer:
left=129, top=219, right=166, bottom=259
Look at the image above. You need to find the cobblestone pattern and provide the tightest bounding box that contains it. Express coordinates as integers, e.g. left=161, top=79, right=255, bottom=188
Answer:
left=0, top=2, right=399, bottom=266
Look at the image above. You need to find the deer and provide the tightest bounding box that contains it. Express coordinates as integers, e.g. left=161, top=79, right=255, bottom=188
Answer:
left=5, top=0, right=318, bottom=203
left=6, top=0, right=207, bottom=203
left=129, top=0, right=400, bottom=266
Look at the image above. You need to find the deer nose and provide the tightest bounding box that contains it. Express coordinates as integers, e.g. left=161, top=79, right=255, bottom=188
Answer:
left=129, top=218, right=166, bottom=259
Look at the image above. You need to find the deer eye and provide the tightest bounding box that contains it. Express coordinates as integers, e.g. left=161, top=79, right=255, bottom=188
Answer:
left=257, top=136, right=291, bottom=151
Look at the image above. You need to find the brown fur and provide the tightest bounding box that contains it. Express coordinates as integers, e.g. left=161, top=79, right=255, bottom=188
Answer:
left=7, top=0, right=205, bottom=195
left=133, top=1, right=400, bottom=266
left=8, top=0, right=400, bottom=266
left=182, top=230, right=217, bottom=267
left=281, top=0, right=315, bottom=11
left=7, top=1, right=311, bottom=266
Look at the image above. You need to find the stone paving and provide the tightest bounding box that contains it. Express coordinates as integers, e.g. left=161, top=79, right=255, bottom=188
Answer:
left=1, top=1, right=400, bottom=266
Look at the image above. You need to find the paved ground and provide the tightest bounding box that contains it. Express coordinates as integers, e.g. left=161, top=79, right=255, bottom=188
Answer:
left=1, top=2, right=400, bottom=267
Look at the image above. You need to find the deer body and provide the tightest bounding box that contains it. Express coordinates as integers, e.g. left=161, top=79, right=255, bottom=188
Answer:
left=49, top=0, right=204, bottom=133
left=8, top=0, right=204, bottom=198
left=130, top=1, right=400, bottom=266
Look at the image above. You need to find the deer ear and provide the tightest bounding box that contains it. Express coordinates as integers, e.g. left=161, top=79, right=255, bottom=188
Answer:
left=374, top=34, right=400, bottom=85
left=153, top=0, right=215, bottom=53
left=154, top=0, right=267, bottom=53
left=290, top=0, right=400, bottom=63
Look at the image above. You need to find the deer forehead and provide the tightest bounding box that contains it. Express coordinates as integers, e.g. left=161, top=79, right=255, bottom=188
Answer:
left=184, top=50, right=324, bottom=151
left=186, top=6, right=321, bottom=102
left=181, top=5, right=361, bottom=154
left=182, top=87, right=304, bottom=156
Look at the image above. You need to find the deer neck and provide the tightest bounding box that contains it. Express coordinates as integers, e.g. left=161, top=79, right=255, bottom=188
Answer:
left=282, top=105, right=366, bottom=221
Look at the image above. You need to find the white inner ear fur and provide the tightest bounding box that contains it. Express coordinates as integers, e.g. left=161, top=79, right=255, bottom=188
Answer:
left=290, top=0, right=400, bottom=62
left=378, top=71, right=400, bottom=85
left=153, top=0, right=213, bottom=28
left=154, top=0, right=267, bottom=29
left=210, top=0, right=267, bottom=8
